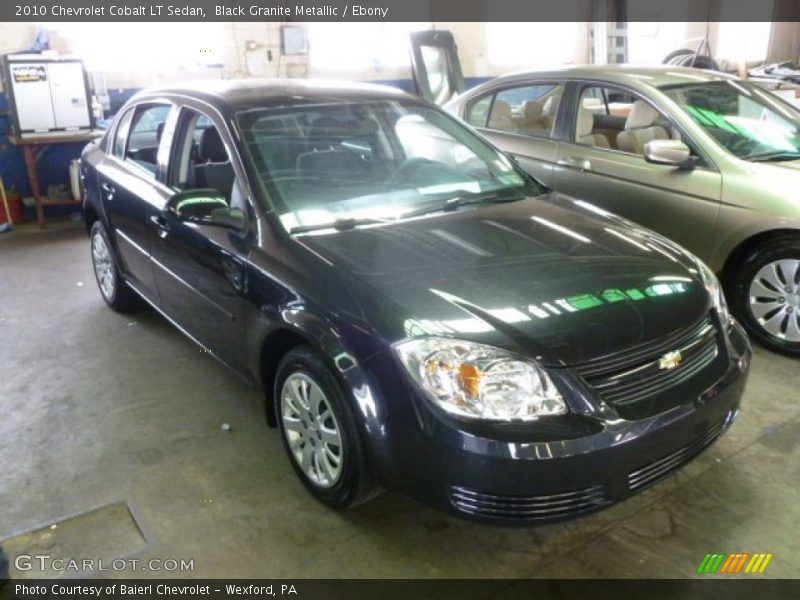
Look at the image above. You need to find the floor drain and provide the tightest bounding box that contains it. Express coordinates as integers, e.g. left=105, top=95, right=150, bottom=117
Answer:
left=1, top=502, right=146, bottom=578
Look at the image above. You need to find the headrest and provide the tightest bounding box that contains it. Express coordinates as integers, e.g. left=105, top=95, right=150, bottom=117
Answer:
left=199, top=127, right=228, bottom=162
left=522, top=100, right=543, bottom=119
left=576, top=106, right=595, bottom=137
left=625, top=100, right=660, bottom=130
left=543, top=94, right=562, bottom=116
left=308, top=117, right=351, bottom=143
left=491, top=100, right=512, bottom=118
left=257, top=119, right=287, bottom=136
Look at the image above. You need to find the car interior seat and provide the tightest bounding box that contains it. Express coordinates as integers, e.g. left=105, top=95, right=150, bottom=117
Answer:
left=516, top=100, right=546, bottom=129
left=576, top=105, right=610, bottom=148
left=295, top=118, right=369, bottom=180
left=194, top=127, right=235, bottom=201
left=487, top=100, right=515, bottom=131
left=616, top=100, right=670, bottom=155
left=256, top=119, right=295, bottom=172
left=541, top=94, right=562, bottom=130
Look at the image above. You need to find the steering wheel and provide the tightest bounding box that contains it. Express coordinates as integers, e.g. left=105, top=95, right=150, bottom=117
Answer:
left=728, top=136, right=762, bottom=157
left=383, top=157, right=441, bottom=191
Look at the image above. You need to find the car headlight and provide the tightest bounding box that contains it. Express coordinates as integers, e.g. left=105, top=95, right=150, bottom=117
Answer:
left=696, top=260, right=730, bottom=322
left=393, top=338, right=566, bottom=421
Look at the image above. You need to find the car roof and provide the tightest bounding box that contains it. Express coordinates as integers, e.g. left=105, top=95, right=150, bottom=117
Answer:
left=130, top=78, right=416, bottom=113
left=481, top=64, right=738, bottom=89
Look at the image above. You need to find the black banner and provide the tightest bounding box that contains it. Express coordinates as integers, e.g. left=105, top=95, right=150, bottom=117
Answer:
left=1, top=0, right=799, bottom=22
left=2, top=580, right=800, bottom=600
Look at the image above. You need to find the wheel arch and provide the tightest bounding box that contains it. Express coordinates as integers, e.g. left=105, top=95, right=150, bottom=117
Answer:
left=257, top=311, right=366, bottom=428
left=720, top=228, right=800, bottom=289
left=259, top=327, right=311, bottom=427
left=83, top=203, right=99, bottom=235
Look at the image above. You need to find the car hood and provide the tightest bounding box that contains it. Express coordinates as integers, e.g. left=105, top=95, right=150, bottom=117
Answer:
left=752, top=157, right=800, bottom=172
left=296, top=193, right=711, bottom=366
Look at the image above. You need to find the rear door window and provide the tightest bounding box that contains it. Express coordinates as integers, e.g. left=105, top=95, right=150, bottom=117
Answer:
left=484, top=83, right=565, bottom=138
left=466, top=95, right=492, bottom=127
left=124, top=104, right=171, bottom=178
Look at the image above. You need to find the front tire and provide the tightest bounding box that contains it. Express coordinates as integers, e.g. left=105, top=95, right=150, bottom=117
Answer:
left=728, top=236, right=800, bottom=355
left=90, top=221, right=141, bottom=313
left=274, top=346, right=379, bottom=508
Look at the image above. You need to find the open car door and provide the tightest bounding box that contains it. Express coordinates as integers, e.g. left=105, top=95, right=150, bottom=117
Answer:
left=409, top=30, right=465, bottom=105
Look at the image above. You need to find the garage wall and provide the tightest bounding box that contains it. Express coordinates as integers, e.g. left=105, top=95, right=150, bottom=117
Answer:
left=0, top=21, right=591, bottom=203
left=2, top=21, right=798, bottom=93
left=0, top=22, right=592, bottom=91
left=0, top=19, right=798, bottom=213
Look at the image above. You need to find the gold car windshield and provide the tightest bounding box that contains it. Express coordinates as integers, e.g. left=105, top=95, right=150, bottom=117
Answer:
left=662, top=80, right=800, bottom=161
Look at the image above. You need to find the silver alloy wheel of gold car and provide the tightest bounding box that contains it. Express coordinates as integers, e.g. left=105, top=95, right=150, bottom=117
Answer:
left=748, top=259, right=800, bottom=342
left=91, top=230, right=116, bottom=301
left=280, top=372, right=343, bottom=488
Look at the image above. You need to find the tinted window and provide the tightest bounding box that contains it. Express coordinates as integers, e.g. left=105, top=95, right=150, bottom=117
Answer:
left=171, top=108, right=236, bottom=205
left=466, top=95, right=491, bottom=127
left=420, top=45, right=451, bottom=105
left=662, top=80, right=800, bottom=160
left=486, top=83, right=565, bottom=138
left=237, top=100, right=542, bottom=233
left=125, top=104, right=170, bottom=177
left=575, top=85, right=693, bottom=157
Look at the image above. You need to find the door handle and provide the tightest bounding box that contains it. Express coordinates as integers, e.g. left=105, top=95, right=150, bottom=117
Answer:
left=558, top=157, right=592, bottom=172
left=100, top=182, right=115, bottom=200
left=149, top=214, right=169, bottom=238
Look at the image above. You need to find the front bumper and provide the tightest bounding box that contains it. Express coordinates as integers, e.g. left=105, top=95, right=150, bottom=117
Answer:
left=356, top=320, right=751, bottom=525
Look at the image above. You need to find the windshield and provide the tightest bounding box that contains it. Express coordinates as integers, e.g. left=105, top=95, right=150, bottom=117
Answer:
left=236, top=100, right=543, bottom=232
left=661, top=80, right=800, bottom=161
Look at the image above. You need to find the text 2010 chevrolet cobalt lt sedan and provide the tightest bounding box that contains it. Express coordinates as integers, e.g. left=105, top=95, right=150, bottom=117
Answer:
left=81, top=80, right=750, bottom=524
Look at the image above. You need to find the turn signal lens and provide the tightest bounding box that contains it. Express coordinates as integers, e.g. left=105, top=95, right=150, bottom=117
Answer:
left=457, top=363, right=481, bottom=399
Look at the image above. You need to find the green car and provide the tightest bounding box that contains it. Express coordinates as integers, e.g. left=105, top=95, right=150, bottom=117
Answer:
left=445, top=65, right=800, bottom=355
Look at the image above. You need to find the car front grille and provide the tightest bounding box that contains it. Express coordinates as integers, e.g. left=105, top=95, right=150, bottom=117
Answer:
left=575, top=316, right=721, bottom=418
left=628, top=413, right=732, bottom=491
left=449, top=485, right=608, bottom=522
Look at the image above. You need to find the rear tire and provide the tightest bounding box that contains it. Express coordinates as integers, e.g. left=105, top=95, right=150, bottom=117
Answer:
left=662, top=49, right=693, bottom=64
left=274, top=346, right=381, bottom=508
left=661, top=49, right=719, bottom=70
left=728, top=236, right=800, bottom=355
left=90, top=221, right=142, bottom=313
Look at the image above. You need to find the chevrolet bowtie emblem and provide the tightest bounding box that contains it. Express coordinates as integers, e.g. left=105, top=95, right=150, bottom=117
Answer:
left=659, top=350, right=683, bottom=370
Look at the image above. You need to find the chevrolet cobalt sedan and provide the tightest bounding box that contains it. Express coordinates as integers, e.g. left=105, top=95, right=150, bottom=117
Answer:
left=446, top=66, right=800, bottom=355
left=82, top=80, right=750, bottom=523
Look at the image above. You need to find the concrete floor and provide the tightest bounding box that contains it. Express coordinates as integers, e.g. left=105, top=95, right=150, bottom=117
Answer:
left=1, top=221, right=799, bottom=579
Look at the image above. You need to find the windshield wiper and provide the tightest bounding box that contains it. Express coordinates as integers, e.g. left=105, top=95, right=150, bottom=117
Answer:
left=289, top=191, right=526, bottom=234
left=289, top=217, right=385, bottom=235
left=398, top=190, right=526, bottom=220
left=747, top=151, right=800, bottom=162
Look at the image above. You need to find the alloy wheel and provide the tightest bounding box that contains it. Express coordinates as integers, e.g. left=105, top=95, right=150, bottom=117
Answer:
left=280, top=372, right=344, bottom=488
left=92, top=232, right=116, bottom=301
left=748, top=258, right=800, bottom=342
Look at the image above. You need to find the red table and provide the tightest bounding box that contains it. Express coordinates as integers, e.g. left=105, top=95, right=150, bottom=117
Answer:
left=8, top=131, right=102, bottom=228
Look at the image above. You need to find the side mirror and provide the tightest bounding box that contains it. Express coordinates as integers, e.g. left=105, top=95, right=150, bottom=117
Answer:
left=644, top=140, right=694, bottom=169
left=165, top=189, right=245, bottom=229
